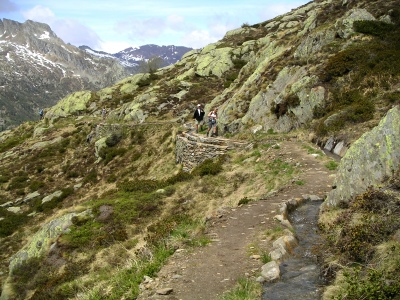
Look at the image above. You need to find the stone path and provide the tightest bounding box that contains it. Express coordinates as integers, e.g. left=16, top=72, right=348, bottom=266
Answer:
left=137, top=140, right=337, bottom=300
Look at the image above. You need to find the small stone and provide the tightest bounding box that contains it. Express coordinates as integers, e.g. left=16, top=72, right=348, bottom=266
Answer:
left=156, top=288, right=173, bottom=295
left=261, top=261, right=280, bottom=282
left=256, top=276, right=266, bottom=283
left=309, top=195, right=322, bottom=201
left=250, top=255, right=261, bottom=260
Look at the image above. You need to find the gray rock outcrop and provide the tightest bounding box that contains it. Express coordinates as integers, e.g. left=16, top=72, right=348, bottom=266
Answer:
left=323, top=106, right=400, bottom=207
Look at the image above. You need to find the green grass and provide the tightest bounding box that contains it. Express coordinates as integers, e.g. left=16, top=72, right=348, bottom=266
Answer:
left=261, top=251, right=272, bottom=264
left=220, top=278, right=261, bottom=300
left=302, top=144, right=323, bottom=156
left=295, top=180, right=305, bottom=185
left=264, top=225, right=286, bottom=240
left=325, top=160, right=338, bottom=170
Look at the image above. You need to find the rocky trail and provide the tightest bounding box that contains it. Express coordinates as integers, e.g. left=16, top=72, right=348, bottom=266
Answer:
left=137, top=140, right=337, bottom=300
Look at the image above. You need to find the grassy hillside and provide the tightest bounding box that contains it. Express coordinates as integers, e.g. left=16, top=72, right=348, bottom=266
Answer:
left=1, top=0, right=400, bottom=298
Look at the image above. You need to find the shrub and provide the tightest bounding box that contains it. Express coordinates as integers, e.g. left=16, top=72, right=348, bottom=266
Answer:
left=0, top=208, right=29, bottom=237
left=100, top=147, right=127, bottom=165
left=83, top=169, right=98, bottom=184
left=238, top=197, right=253, bottom=205
left=334, top=268, right=400, bottom=300
left=7, top=173, right=29, bottom=190
left=0, top=174, right=10, bottom=183
left=353, top=20, right=396, bottom=37
left=106, top=132, right=123, bottom=147
left=191, top=157, right=224, bottom=177
left=29, top=180, right=45, bottom=192
left=165, top=171, right=193, bottom=185
left=117, top=179, right=161, bottom=193
left=232, top=59, right=247, bottom=69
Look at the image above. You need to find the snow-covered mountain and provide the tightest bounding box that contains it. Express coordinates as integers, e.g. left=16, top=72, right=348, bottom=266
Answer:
left=0, top=18, right=130, bottom=127
left=0, top=18, right=192, bottom=128
left=80, top=44, right=193, bottom=72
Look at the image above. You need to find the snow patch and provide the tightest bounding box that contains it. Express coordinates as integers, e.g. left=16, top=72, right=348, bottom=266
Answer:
left=39, top=31, right=50, bottom=40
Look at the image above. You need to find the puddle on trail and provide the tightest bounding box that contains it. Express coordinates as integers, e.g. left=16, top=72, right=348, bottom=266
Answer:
left=262, top=200, right=325, bottom=300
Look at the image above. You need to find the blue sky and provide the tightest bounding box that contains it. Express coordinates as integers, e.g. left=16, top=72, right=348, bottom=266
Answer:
left=1, top=0, right=310, bottom=53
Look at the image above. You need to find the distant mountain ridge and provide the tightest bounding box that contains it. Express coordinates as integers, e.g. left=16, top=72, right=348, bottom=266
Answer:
left=0, top=18, right=192, bottom=128
left=80, top=44, right=193, bottom=71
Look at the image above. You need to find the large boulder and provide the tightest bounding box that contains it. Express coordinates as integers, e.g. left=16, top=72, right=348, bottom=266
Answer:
left=0, top=211, right=90, bottom=300
left=335, top=8, right=375, bottom=38
left=45, top=91, right=92, bottom=120
left=194, top=46, right=234, bottom=78
left=323, top=106, right=400, bottom=208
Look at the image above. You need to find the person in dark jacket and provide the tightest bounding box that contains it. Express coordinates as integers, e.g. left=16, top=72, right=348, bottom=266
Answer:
left=193, top=104, right=205, bottom=133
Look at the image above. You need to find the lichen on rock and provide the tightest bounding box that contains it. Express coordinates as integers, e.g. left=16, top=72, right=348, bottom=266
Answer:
left=45, top=91, right=92, bottom=120
left=323, top=106, right=400, bottom=208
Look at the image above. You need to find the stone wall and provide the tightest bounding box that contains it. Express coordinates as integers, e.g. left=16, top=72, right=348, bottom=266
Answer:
left=176, top=132, right=249, bottom=172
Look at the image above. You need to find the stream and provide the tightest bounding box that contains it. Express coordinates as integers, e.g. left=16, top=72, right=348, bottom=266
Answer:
left=262, top=200, right=325, bottom=300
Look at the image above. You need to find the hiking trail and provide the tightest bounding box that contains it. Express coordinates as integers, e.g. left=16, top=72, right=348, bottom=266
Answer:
left=137, top=139, right=337, bottom=300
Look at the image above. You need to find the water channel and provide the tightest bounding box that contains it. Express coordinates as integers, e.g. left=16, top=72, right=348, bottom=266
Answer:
left=262, top=200, right=325, bottom=300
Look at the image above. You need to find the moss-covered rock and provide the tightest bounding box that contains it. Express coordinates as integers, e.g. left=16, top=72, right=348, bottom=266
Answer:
left=45, top=91, right=92, bottom=120
left=335, top=8, right=376, bottom=38
left=0, top=211, right=90, bottom=300
left=323, top=106, right=400, bottom=208
left=94, top=137, right=107, bottom=158
left=195, top=47, right=234, bottom=78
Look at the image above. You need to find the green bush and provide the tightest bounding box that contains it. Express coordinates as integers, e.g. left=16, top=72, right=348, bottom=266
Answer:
left=29, top=180, right=45, bottom=192
left=117, top=179, right=161, bottom=193
left=191, top=157, right=224, bottom=177
left=83, top=169, right=98, bottom=184
left=105, top=132, right=123, bottom=147
left=232, top=59, right=247, bottom=69
left=0, top=209, right=29, bottom=237
left=100, top=147, right=127, bottom=165
left=165, top=171, right=193, bottom=185
left=0, top=174, right=10, bottom=183
left=334, top=268, right=400, bottom=300
left=7, top=173, right=29, bottom=190
left=238, top=197, right=253, bottom=205
left=329, top=189, right=400, bottom=263
left=353, top=20, right=396, bottom=37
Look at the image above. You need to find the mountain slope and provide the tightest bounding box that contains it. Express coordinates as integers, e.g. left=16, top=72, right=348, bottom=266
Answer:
left=0, top=18, right=130, bottom=127
left=0, top=0, right=400, bottom=299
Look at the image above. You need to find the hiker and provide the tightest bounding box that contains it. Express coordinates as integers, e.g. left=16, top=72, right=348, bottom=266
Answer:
left=207, top=108, right=218, bottom=137
left=102, top=108, right=106, bottom=120
left=39, top=108, right=44, bottom=120
left=193, top=104, right=205, bottom=133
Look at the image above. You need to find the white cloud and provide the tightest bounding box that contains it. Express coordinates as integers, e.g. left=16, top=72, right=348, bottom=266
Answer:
left=181, top=30, right=218, bottom=49
left=22, top=5, right=55, bottom=22
left=259, top=2, right=304, bottom=20
left=98, top=40, right=133, bottom=53
left=22, top=5, right=102, bottom=49
left=166, top=14, right=186, bottom=30
left=52, top=19, right=102, bottom=48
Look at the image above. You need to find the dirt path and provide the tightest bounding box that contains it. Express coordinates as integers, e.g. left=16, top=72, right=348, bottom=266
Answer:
left=137, top=140, right=337, bottom=300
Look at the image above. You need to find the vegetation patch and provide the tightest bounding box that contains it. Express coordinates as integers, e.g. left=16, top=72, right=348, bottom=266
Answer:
left=191, top=156, right=225, bottom=176
left=0, top=208, right=29, bottom=237
left=221, top=277, right=261, bottom=300
left=320, top=175, right=400, bottom=299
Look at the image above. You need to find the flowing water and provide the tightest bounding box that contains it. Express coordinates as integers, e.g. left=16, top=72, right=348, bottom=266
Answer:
left=262, top=200, right=325, bottom=300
